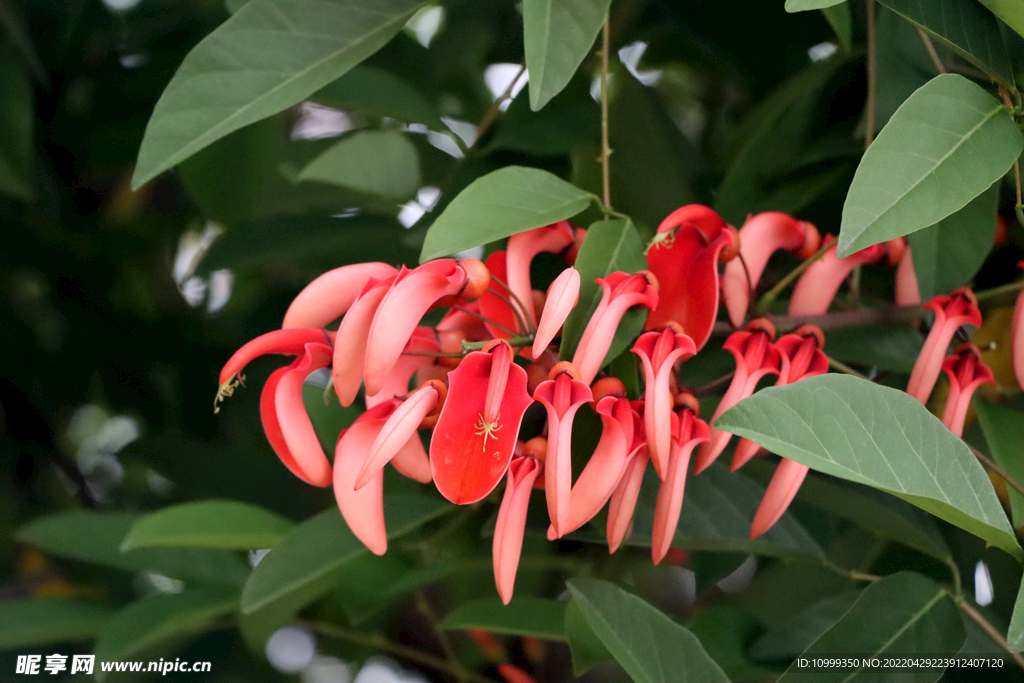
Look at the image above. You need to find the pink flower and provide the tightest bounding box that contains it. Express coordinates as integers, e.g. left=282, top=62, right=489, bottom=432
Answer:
left=607, top=401, right=649, bottom=553
left=533, top=362, right=593, bottom=537
left=505, top=221, right=576, bottom=325
left=572, top=271, right=658, bottom=384
left=532, top=267, right=580, bottom=358
left=906, top=288, right=982, bottom=404
left=218, top=328, right=336, bottom=487
left=645, top=205, right=738, bottom=351
left=332, top=275, right=396, bottom=407
left=750, top=458, right=809, bottom=540
left=895, top=243, right=921, bottom=307
left=632, top=327, right=697, bottom=478
left=493, top=455, right=543, bottom=604
left=365, top=327, right=440, bottom=408
left=430, top=341, right=534, bottom=504
left=282, top=262, right=398, bottom=329
left=721, top=212, right=820, bottom=328
left=940, top=343, right=994, bottom=437
left=652, top=394, right=710, bottom=564
left=693, top=319, right=781, bottom=474
left=788, top=239, right=887, bottom=316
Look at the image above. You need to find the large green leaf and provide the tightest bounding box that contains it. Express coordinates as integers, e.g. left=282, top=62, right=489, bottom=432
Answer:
left=785, top=0, right=846, bottom=10
left=296, top=130, right=420, bottom=199
left=821, top=4, right=852, bottom=52
left=0, top=598, right=115, bottom=648
left=121, top=501, right=294, bottom=551
left=564, top=598, right=612, bottom=675
left=15, top=512, right=250, bottom=585
left=688, top=606, right=781, bottom=682
left=908, top=182, right=999, bottom=300
left=566, top=577, right=730, bottom=683
left=559, top=218, right=647, bottom=362
left=878, top=0, right=1014, bottom=85
left=715, top=374, right=1021, bottom=560
left=310, top=65, right=443, bottom=128
left=823, top=324, right=925, bottom=374
left=749, top=590, right=861, bottom=662
left=438, top=597, right=567, bottom=641
left=977, top=0, right=1024, bottom=41
left=419, top=166, right=596, bottom=261
left=523, top=0, right=610, bottom=111
left=838, top=74, right=1023, bottom=257
left=1009, top=578, right=1024, bottom=651
left=132, top=0, right=428, bottom=188
left=0, top=42, right=33, bottom=201
left=777, top=573, right=964, bottom=682
left=975, top=399, right=1024, bottom=529
left=240, top=493, right=449, bottom=619
left=93, top=588, right=238, bottom=682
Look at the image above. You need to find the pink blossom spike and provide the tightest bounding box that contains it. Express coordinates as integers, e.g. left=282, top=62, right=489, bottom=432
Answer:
left=895, top=246, right=921, bottom=307
left=332, top=276, right=394, bottom=407
left=533, top=366, right=593, bottom=538
left=355, top=383, right=439, bottom=489
left=940, top=343, right=994, bottom=437
left=632, top=328, right=697, bottom=478
left=652, top=404, right=710, bottom=564
left=365, top=327, right=439, bottom=408
left=558, top=396, right=635, bottom=536
left=788, top=239, right=887, bottom=316
left=750, top=458, right=809, bottom=539
left=271, top=342, right=335, bottom=487
left=906, top=288, right=982, bottom=404
left=572, top=272, right=658, bottom=384
left=533, top=268, right=581, bottom=358
left=493, top=456, right=543, bottom=605
left=607, top=444, right=649, bottom=553
left=722, top=212, right=820, bottom=328
left=282, top=262, right=398, bottom=329
left=333, top=401, right=399, bottom=555
left=364, top=259, right=468, bottom=396
left=506, top=221, right=576, bottom=325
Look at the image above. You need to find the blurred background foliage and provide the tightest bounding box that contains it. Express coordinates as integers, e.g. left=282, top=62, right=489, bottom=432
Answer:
left=3, top=0, right=1024, bottom=681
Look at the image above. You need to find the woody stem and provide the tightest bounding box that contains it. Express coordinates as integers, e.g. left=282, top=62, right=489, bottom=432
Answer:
left=600, top=15, right=612, bottom=213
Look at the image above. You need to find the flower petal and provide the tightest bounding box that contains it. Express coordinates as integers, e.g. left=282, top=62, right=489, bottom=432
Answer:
left=493, top=457, right=542, bottom=605
left=282, top=262, right=398, bottom=329
left=533, top=267, right=580, bottom=358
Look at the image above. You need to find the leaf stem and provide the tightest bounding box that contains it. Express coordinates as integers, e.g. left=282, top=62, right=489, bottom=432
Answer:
left=956, top=599, right=1024, bottom=671
left=916, top=29, right=946, bottom=74
left=600, top=15, right=612, bottom=215
left=753, top=240, right=831, bottom=314
left=974, top=277, right=1024, bottom=303
left=827, top=355, right=869, bottom=380
left=415, top=590, right=468, bottom=683
left=970, top=445, right=1024, bottom=501
left=474, top=63, right=526, bottom=146
left=299, top=619, right=499, bottom=683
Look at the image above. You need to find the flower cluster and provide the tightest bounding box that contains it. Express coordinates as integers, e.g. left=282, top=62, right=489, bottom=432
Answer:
left=217, top=205, right=1001, bottom=603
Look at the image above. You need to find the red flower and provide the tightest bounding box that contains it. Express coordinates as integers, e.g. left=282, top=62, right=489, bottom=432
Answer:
left=645, top=205, right=737, bottom=351
left=282, top=261, right=398, bottom=329
left=572, top=271, right=657, bottom=384
left=493, top=455, right=543, bottom=604
left=788, top=239, right=886, bottom=316
left=906, top=288, right=982, bottom=404
left=430, top=341, right=533, bottom=504
left=940, top=343, right=994, bottom=437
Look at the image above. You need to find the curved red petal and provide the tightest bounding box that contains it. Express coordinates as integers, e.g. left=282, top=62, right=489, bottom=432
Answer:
left=282, top=262, right=398, bottom=329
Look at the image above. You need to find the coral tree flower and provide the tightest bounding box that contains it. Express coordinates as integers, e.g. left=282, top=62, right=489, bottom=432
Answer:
left=533, top=362, right=593, bottom=537
left=940, top=343, right=994, bottom=437
left=282, top=262, right=398, bottom=329
left=906, top=288, right=982, bottom=404
left=788, top=239, right=887, bottom=316
left=645, top=205, right=738, bottom=351
left=430, top=341, right=533, bottom=505
left=218, top=328, right=336, bottom=487
left=572, top=271, right=658, bottom=384
left=693, top=319, right=780, bottom=474
left=532, top=267, right=580, bottom=358
left=652, top=394, right=710, bottom=564
left=493, top=455, right=543, bottom=605
left=721, top=212, right=820, bottom=328
left=632, top=327, right=697, bottom=478
left=607, top=405, right=649, bottom=553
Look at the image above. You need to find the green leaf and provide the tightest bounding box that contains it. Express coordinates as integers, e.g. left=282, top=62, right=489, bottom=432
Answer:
left=0, top=0, right=48, bottom=85
left=0, top=598, right=115, bottom=648
left=975, top=399, right=1024, bottom=529
left=793, top=471, right=952, bottom=562
left=489, top=76, right=600, bottom=156
left=749, top=591, right=861, bottom=661
left=94, top=588, right=238, bottom=682
left=335, top=555, right=456, bottom=624
left=296, top=130, right=420, bottom=199
left=838, top=74, right=1023, bottom=257
left=132, top=0, right=428, bottom=188
left=715, top=374, right=1021, bottom=560
left=688, top=606, right=781, bottom=682
left=822, top=324, right=925, bottom=374
left=419, top=166, right=596, bottom=262
left=908, top=182, right=999, bottom=300
left=438, top=597, right=567, bottom=641
left=16, top=512, right=250, bottom=585
left=777, top=573, right=965, bottom=681
left=786, top=0, right=846, bottom=11
left=564, top=598, right=612, bottom=675
left=0, top=42, right=33, bottom=201
left=310, top=65, right=443, bottom=128
left=977, top=0, right=1024, bottom=41
left=559, top=218, right=647, bottom=363
left=878, top=0, right=1014, bottom=85
left=1008, top=578, right=1024, bottom=651
left=240, top=493, right=449, bottom=621
left=122, top=501, right=294, bottom=551
left=566, top=577, right=730, bottom=683
left=523, top=0, right=611, bottom=111
left=821, top=4, right=852, bottom=52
